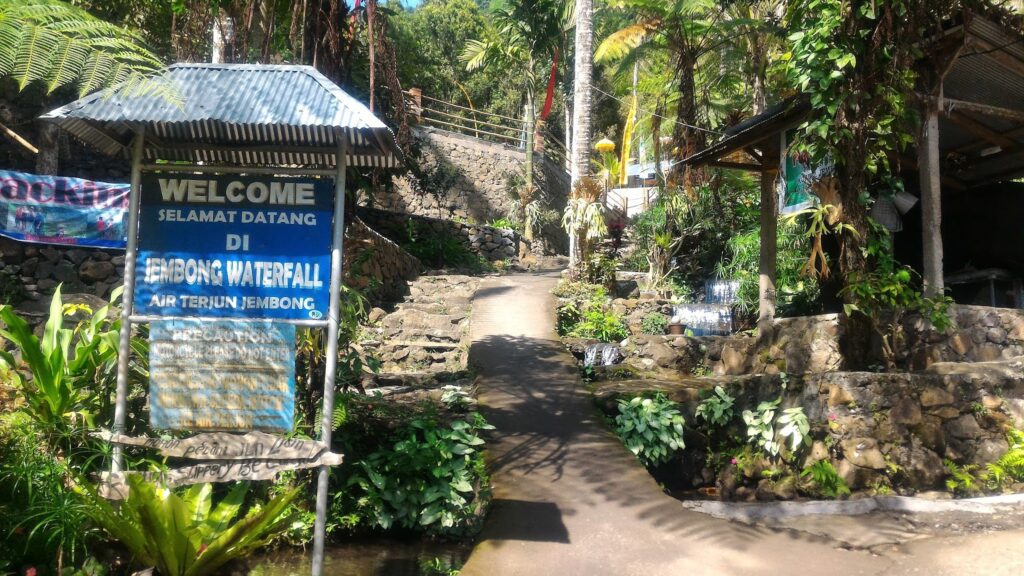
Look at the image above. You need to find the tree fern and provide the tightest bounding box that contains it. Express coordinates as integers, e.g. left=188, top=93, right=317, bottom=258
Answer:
left=0, top=0, right=175, bottom=101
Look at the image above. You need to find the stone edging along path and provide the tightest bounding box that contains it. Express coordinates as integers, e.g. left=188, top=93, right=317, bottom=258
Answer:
left=683, top=492, right=1024, bottom=521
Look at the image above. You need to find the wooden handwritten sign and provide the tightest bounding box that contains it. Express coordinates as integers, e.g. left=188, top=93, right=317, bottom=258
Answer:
left=98, top=451, right=344, bottom=499
left=94, top=430, right=326, bottom=461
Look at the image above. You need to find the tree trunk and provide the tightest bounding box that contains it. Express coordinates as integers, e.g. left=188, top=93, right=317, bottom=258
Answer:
left=669, top=50, right=703, bottom=187
left=567, top=0, right=592, bottom=268
left=525, top=87, right=535, bottom=194
left=652, top=99, right=665, bottom=188
left=35, top=121, right=59, bottom=175
left=569, top=0, right=593, bottom=190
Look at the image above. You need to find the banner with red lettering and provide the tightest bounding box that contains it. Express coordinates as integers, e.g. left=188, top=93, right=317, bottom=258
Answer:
left=0, top=170, right=128, bottom=249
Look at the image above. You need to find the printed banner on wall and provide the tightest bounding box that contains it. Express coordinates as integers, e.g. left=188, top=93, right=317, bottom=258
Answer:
left=0, top=170, right=129, bottom=248
left=134, top=173, right=334, bottom=320
left=149, top=319, right=296, bottom=433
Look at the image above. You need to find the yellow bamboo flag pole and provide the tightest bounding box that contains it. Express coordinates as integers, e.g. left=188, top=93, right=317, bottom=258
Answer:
left=619, top=93, right=637, bottom=187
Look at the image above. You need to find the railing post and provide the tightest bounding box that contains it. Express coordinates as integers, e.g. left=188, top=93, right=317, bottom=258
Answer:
left=409, top=87, right=422, bottom=124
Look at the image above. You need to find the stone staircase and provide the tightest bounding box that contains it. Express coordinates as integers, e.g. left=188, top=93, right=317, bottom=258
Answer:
left=369, top=274, right=480, bottom=377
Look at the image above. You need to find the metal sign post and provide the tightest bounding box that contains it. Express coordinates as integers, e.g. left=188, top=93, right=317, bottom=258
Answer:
left=311, top=134, right=347, bottom=576
left=111, top=129, right=145, bottom=473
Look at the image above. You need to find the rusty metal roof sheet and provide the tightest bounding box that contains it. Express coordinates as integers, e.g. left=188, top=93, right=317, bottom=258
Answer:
left=40, top=63, right=402, bottom=168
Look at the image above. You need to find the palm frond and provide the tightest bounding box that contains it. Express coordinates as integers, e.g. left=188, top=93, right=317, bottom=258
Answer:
left=595, top=21, right=659, bottom=62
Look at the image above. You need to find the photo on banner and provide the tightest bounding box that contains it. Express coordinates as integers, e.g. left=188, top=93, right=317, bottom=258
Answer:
left=0, top=170, right=129, bottom=248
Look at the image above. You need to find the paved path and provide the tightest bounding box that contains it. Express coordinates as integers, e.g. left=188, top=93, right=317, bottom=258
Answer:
left=460, top=273, right=892, bottom=576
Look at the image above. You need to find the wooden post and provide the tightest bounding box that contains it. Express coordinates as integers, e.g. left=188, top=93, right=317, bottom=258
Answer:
left=758, top=163, right=778, bottom=335
left=919, top=106, right=944, bottom=297
left=408, top=87, right=422, bottom=123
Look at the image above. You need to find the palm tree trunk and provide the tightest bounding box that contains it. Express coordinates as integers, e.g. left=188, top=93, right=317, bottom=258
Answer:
left=569, top=0, right=593, bottom=189
left=569, top=0, right=593, bottom=267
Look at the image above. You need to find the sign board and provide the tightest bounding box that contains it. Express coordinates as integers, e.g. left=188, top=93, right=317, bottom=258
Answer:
left=99, top=451, right=344, bottom=498
left=149, top=319, right=296, bottom=433
left=0, top=170, right=128, bottom=248
left=134, top=174, right=333, bottom=320
left=95, top=430, right=327, bottom=460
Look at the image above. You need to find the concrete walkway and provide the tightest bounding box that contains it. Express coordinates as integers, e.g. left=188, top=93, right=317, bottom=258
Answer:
left=460, top=273, right=892, bottom=576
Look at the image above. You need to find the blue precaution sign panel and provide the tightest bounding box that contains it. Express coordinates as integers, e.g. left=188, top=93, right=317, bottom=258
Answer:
left=149, top=319, right=296, bottom=433
left=134, top=173, right=333, bottom=320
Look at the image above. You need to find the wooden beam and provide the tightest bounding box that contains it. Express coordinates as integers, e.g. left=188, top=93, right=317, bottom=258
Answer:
left=709, top=160, right=763, bottom=172
left=954, top=125, right=1024, bottom=155
left=744, top=146, right=763, bottom=163
left=923, top=94, right=1024, bottom=123
left=919, top=108, right=945, bottom=297
left=969, top=163, right=1024, bottom=186
left=946, top=111, right=1019, bottom=148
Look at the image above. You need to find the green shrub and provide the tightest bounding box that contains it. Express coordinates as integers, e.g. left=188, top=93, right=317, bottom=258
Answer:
left=401, top=221, right=492, bottom=272
left=80, top=477, right=298, bottom=576
left=570, top=308, right=629, bottom=343
left=578, top=253, right=617, bottom=289
left=800, top=460, right=850, bottom=499
left=0, top=412, right=97, bottom=570
left=614, top=393, right=686, bottom=466
left=0, top=286, right=122, bottom=437
left=554, top=283, right=628, bottom=343
left=487, top=217, right=521, bottom=232
left=694, top=386, right=735, bottom=429
left=944, top=459, right=984, bottom=496
left=338, top=414, right=493, bottom=537
left=640, top=312, right=668, bottom=335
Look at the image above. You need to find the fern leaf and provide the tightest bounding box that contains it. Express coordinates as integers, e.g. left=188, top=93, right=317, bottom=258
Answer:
left=13, top=22, right=59, bottom=89
left=45, top=35, right=88, bottom=93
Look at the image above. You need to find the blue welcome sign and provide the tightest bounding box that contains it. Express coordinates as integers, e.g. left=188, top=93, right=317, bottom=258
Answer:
left=134, top=174, right=333, bottom=320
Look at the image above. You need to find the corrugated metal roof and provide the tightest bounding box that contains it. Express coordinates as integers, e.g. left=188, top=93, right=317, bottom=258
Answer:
left=40, top=63, right=402, bottom=169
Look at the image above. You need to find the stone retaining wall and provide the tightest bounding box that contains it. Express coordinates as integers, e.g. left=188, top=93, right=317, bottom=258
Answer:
left=903, top=305, right=1024, bottom=368
left=344, top=218, right=422, bottom=305
left=379, top=127, right=569, bottom=255
left=0, top=237, right=122, bottom=302
left=608, top=300, right=845, bottom=377
left=592, top=357, right=1024, bottom=496
left=358, top=207, right=520, bottom=262
left=611, top=300, right=1024, bottom=377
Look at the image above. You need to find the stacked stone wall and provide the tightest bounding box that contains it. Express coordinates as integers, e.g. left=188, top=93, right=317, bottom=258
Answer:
left=358, top=207, right=520, bottom=262
left=592, top=357, right=1024, bottom=495
left=608, top=301, right=1024, bottom=378
left=379, top=127, right=569, bottom=255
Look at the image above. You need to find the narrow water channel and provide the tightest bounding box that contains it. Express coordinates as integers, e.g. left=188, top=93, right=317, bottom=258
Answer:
left=248, top=539, right=472, bottom=576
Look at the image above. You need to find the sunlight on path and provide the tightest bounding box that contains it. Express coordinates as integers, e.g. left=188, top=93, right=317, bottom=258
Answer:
left=460, top=272, right=889, bottom=576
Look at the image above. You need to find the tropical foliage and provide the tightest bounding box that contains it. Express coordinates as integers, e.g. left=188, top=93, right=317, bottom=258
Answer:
left=0, top=0, right=170, bottom=98
left=79, top=477, right=298, bottom=576
left=614, top=393, right=686, bottom=467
